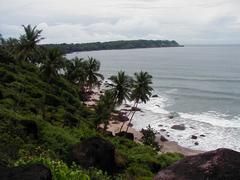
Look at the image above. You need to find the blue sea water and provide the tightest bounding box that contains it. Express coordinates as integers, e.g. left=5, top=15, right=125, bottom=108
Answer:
left=67, top=45, right=240, bottom=151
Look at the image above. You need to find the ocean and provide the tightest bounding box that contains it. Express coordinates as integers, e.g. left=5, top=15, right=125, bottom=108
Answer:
left=67, top=45, right=240, bottom=151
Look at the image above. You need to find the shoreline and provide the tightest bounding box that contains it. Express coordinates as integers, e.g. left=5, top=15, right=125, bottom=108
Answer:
left=86, top=88, right=203, bottom=156
left=105, top=119, right=203, bottom=156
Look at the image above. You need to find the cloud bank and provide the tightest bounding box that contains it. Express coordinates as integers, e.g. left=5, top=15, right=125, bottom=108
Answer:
left=0, top=0, right=240, bottom=44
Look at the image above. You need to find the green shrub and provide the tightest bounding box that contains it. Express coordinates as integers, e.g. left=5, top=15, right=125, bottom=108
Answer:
left=126, top=164, right=153, bottom=180
left=141, top=125, right=159, bottom=150
left=15, top=156, right=90, bottom=180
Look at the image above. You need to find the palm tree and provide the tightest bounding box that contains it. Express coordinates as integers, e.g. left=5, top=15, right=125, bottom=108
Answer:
left=107, top=71, right=133, bottom=132
left=125, top=71, right=153, bottom=132
left=18, top=24, right=44, bottom=63
left=95, top=90, right=116, bottom=130
left=65, top=57, right=86, bottom=90
left=108, top=71, right=132, bottom=105
left=40, top=48, right=64, bottom=83
left=40, top=48, right=64, bottom=119
left=84, top=57, right=104, bottom=92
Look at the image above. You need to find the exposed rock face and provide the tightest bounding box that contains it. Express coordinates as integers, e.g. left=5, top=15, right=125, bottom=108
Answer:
left=171, top=124, right=185, bottom=130
left=154, top=148, right=240, bottom=180
left=116, top=131, right=134, bottom=141
left=0, top=162, right=52, bottom=180
left=70, top=137, right=116, bottom=173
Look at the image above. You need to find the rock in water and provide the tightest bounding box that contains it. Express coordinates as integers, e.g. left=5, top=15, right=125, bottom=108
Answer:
left=191, top=135, right=197, bottom=139
left=171, top=124, right=186, bottom=130
left=154, top=148, right=240, bottom=180
left=0, top=162, right=52, bottom=180
left=70, top=137, right=116, bottom=173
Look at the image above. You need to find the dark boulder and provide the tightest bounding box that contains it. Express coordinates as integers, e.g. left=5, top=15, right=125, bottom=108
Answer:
left=154, top=148, right=240, bottom=180
left=116, top=131, right=134, bottom=141
left=152, top=95, right=159, bottom=98
left=0, top=162, right=52, bottom=180
left=70, top=137, right=116, bottom=173
left=160, top=135, right=168, bottom=142
left=194, top=142, right=199, bottom=146
left=171, top=124, right=185, bottom=130
left=191, top=135, right=197, bottom=139
left=200, top=134, right=206, bottom=137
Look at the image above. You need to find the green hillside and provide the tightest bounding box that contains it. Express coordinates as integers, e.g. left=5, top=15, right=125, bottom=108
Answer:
left=0, top=25, right=182, bottom=179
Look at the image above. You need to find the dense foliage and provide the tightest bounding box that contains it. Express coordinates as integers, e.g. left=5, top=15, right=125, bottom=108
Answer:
left=0, top=25, right=183, bottom=179
left=43, top=40, right=182, bottom=54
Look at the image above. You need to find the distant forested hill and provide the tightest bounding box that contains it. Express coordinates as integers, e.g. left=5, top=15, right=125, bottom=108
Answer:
left=43, top=40, right=182, bottom=54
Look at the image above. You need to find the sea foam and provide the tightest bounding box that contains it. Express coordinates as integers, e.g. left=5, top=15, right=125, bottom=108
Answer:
left=131, top=93, right=240, bottom=152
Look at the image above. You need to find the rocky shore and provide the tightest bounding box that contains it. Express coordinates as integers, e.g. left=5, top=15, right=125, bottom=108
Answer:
left=87, top=89, right=203, bottom=156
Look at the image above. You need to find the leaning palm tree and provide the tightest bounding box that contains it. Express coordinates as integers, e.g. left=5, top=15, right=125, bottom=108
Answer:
left=84, top=57, right=104, bottom=92
left=125, top=71, right=153, bottom=132
left=18, top=24, right=44, bottom=63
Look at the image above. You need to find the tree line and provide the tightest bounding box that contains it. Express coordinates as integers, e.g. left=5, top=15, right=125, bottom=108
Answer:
left=0, top=25, right=153, bottom=132
left=43, top=39, right=182, bottom=54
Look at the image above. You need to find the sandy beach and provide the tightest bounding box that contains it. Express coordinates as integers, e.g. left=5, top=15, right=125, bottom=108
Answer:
left=86, top=88, right=203, bottom=156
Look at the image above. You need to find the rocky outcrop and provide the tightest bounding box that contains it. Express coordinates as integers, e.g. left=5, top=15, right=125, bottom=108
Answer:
left=171, top=124, right=185, bottom=130
left=154, top=148, right=240, bottom=180
left=0, top=162, right=52, bottom=180
left=116, top=131, right=134, bottom=141
left=69, top=137, right=116, bottom=173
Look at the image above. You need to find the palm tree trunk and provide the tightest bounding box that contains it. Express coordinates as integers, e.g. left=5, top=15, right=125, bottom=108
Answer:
left=126, top=103, right=138, bottom=133
left=119, top=102, right=136, bottom=132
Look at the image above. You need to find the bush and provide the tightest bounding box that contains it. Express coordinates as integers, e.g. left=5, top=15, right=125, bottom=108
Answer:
left=15, top=151, right=90, bottom=180
left=141, top=125, right=159, bottom=150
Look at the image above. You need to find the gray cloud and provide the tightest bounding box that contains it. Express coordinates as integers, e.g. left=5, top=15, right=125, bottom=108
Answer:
left=0, top=0, right=240, bottom=44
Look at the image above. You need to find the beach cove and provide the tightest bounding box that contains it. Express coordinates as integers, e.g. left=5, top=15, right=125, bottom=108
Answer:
left=68, top=45, right=240, bottom=152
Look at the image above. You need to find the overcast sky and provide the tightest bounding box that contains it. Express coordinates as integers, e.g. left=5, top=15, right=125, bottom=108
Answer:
left=0, top=0, right=240, bottom=44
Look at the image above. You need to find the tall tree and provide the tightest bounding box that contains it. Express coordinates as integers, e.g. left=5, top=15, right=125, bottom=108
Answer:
left=84, top=57, right=104, bottom=92
left=108, top=71, right=132, bottom=105
left=40, top=48, right=64, bottom=82
left=18, top=24, right=44, bottom=63
left=40, top=48, right=64, bottom=119
left=95, top=90, right=116, bottom=130
left=108, top=71, right=133, bottom=132
left=125, top=71, right=153, bottom=132
left=64, top=57, right=86, bottom=90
